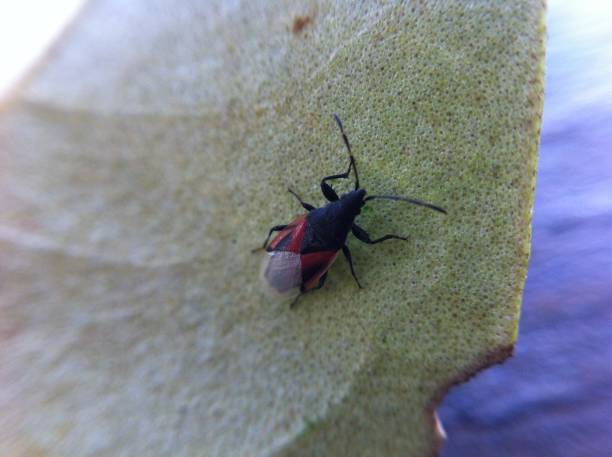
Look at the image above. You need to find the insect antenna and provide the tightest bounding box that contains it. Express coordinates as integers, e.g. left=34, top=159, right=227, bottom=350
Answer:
left=333, top=113, right=360, bottom=189
left=364, top=195, right=447, bottom=214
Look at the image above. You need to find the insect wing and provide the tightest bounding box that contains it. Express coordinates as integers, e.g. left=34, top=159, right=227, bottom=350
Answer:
left=267, top=216, right=307, bottom=253
left=300, top=250, right=338, bottom=291
left=260, top=250, right=302, bottom=300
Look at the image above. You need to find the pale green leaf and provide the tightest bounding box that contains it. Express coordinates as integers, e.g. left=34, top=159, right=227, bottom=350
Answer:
left=0, top=1, right=545, bottom=456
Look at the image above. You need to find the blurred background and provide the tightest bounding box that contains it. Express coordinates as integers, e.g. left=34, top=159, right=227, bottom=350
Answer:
left=0, top=1, right=83, bottom=95
left=440, top=1, right=612, bottom=456
left=1, top=1, right=610, bottom=456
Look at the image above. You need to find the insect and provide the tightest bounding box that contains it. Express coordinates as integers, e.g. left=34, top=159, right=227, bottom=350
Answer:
left=257, top=114, right=446, bottom=307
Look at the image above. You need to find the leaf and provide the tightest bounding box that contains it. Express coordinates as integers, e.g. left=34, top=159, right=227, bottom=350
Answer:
left=0, top=1, right=545, bottom=456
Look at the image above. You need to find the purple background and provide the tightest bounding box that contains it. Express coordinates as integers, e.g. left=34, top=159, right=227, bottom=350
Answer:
left=439, top=2, right=612, bottom=456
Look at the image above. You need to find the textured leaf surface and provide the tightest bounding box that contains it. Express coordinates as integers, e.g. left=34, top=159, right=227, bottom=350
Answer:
left=0, top=1, right=545, bottom=456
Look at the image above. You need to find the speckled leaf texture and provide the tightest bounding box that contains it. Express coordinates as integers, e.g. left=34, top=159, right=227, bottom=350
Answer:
left=0, top=1, right=545, bottom=456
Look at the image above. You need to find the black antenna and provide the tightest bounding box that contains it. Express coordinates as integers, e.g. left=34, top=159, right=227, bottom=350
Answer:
left=333, top=113, right=360, bottom=189
left=364, top=195, right=447, bottom=214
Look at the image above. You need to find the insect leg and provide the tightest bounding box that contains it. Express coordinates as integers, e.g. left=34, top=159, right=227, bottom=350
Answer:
left=288, top=188, right=315, bottom=211
left=320, top=113, right=360, bottom=202
left=313, top=272, right=329, bottom=290
left=333, top=113, right=360, bottom=189
left=252, top=224, right=287, bottom=252
left=352, top=223, right=408, bottom=244
left=290, top=273, right=328, bottom=309
left=320, top=164, right=351, bottom=202
left=341, top=245, right=363, bottom=289
left=289, top=294, right=301, bottom=309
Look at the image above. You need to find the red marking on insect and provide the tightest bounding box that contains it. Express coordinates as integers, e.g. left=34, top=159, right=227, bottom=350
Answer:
left=256, top=114, right=447, bottom=308
left=266, top=216, right=307, bottom=253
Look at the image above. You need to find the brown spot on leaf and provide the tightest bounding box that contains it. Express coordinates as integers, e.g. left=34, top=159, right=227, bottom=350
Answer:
left=426, top=344, right=515, bottom=456
left=292, top=15, right=312, bottom=34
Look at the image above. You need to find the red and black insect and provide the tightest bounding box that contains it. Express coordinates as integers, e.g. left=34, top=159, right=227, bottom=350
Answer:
left=258, top=114, right=446, bottom=307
